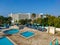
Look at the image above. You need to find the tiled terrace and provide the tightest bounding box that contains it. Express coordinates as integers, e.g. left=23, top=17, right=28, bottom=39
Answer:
left=8, top=27, right=55, bottom=45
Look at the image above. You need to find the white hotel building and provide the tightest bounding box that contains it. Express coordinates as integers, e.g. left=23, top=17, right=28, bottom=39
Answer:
left=9, top=13, right=31, bottom=22
left=9, top=13, right=44, bottom=23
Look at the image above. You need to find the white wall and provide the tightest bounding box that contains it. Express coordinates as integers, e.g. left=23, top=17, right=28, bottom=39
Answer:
left=45, top=26, right=60, bottom=34
left=45, top=26, right=56, bottom=34
left=56, top=28, right=60, bottom=31
left=49, top=27, right=55, bottom=34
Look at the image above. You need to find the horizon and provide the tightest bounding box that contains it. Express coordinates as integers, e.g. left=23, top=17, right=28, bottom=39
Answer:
left=0, top=0, right=60, bottom=16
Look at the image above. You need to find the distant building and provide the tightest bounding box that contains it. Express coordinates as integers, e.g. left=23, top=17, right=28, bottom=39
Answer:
left=9, top=13, right=46, bottom=23
left=36, top=13, right=43, bottom=18
left=9, top=13, right=31, bottom=22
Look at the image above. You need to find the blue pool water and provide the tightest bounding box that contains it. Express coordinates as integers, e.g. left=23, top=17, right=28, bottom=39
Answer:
left=0, top=37, right=13, bottom=45
left=4, top=29, right=19, bottom=34
left=20, top=31, right=35, bottom=38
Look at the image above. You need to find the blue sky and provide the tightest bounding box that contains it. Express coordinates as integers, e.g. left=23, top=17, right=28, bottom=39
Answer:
left=0, top=0, right=60, bottom=16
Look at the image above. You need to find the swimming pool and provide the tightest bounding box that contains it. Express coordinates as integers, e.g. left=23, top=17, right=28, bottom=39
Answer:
left=3, top=29, right=19, bottom=35
left=0, top=37, right=14, bottom=45
left=20, top=31, right=35, bottom=39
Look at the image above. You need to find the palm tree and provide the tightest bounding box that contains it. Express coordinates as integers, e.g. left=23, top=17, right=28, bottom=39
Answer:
left=31, top=13, right=36, bottom=19
left=7, top=17, right=12, bottom=24
left=8, top=17, right=12, bottom=21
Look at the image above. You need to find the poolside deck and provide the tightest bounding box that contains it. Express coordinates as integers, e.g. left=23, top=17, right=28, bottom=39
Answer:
left=8, top=27, right=55, bottom=45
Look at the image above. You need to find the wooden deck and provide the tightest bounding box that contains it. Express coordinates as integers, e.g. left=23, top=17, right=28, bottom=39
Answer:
left=8, top=27, right=54, bottom=45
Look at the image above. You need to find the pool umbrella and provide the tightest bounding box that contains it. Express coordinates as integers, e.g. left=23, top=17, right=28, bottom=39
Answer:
left=33, top=23, right=36, bottom=28
left=37, top=24, right=40, bottom=25
left=34, top=23, right=37, bottom=25
left=49, top=41, right=52, bottom=45
left=38, top=26, right=41, bottom=28
left=5, top=24, right=9, bottom=28
left=4, top=24, right=6, bottom=27
left=36, top=24, right=40, bottom=29
left=42, top=26, right=45, bottom=31
left=55, top=39, right=59, bottom=45
left=35, top=26, right=37, bottom=29
left=37, top=24, right=40, bottom=26
left=46, top=25, right=48, bottom=27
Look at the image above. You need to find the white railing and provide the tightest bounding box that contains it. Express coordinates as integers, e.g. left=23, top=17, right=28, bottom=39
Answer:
left=56, top=28, right=60, bottom=31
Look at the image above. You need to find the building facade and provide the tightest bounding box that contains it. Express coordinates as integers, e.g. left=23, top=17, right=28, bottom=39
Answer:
left=9, top=13, right=31, bottom=22
left=9, top=13, right=45, bottom=23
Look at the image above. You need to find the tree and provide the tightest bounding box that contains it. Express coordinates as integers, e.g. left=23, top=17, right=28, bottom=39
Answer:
left=36, top=18, right=42, bottom=24
left=7, top=17, right=12, bottom=24
left=32, top=14, right=60, bottom=28
left=54, top=17, right=60, bottom=28
left=8, top=17, right=12, bottom=21
left=58, top=16, right=60, bottom=18
left=32, top=19, right=37, bottom=23
left=19, top=19, right=32, bottom=25
left=47, top=15, right=55, bottom=26
left=42, top=18, right=48, bottom=26
left=31, top=13, right=36, bottom=19
left=0, top=16, right=4, bottom=24
left=0, top=16, right=12, bottom=26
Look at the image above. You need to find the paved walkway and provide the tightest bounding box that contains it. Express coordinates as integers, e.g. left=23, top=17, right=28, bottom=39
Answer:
left=8, top=27, right=54, bottom=45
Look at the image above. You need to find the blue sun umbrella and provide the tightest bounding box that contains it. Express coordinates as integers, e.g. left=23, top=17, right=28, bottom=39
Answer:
left=55, top=39, right=59, bottom=45
left=49, top=41, right=52, bottom=45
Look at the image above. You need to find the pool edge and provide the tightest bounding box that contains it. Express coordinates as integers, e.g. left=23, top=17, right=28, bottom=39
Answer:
left=20, top=31, right=35, bottom=39
left=7, top=37, right=17, bottom=45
